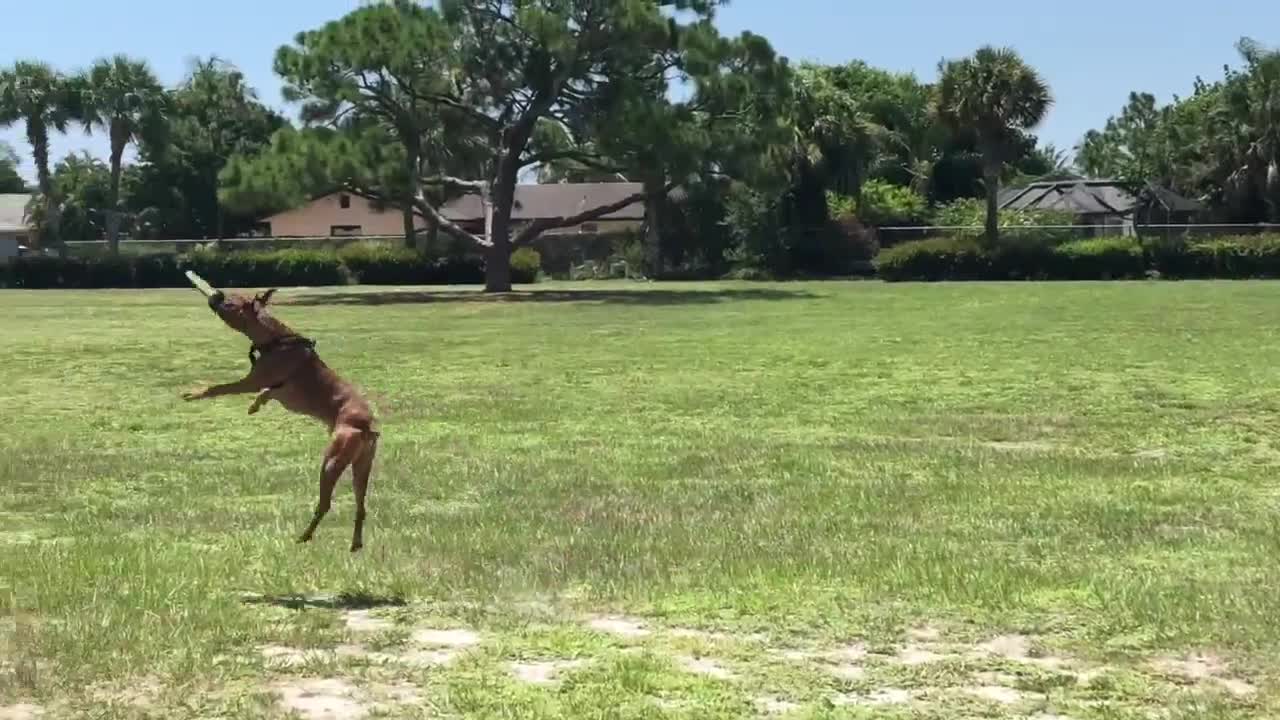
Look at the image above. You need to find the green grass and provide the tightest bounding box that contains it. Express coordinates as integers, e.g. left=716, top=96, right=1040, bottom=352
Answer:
left=2, top=281, right=1278, bottom=718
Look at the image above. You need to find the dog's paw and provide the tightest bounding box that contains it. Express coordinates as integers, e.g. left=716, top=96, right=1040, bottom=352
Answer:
left=247, top=403, right=262, bottom=415
left=182, top=386, right=208, bottom=401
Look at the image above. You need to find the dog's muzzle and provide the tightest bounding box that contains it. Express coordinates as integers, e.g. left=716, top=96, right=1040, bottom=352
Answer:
left=208, top=290, right=225, bottom=310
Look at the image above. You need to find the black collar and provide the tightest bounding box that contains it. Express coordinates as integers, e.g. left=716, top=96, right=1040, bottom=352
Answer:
left=249, top=334, right=316, bottom=367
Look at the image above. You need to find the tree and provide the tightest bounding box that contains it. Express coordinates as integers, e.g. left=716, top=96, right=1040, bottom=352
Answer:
left=271, top=0, right=790, bottom=292
left=934, top=46, right=1052, bottom=245
left=1075, top=92, right=1167, bottom=184
left=0, top=141, right=26, bottom=193
left=25, top=152, right=113, bottom=242
left=244, top=1, right=487, bottom=249
left=75, top=55, right=168, bottom=253
left=131, top=58, right=285, bottom=239
left=0, top=61, right=77, bottom=252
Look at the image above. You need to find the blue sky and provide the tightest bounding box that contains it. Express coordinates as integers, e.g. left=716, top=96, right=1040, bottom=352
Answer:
left=2, top=0, right=1276, bottom=181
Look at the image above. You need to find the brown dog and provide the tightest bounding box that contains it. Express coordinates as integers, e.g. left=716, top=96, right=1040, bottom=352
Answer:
left=183, top=288, right=379, bottom=552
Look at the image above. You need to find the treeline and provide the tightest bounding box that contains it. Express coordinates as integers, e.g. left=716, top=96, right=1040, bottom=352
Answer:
left=3, top=1, right=1277, bottom=290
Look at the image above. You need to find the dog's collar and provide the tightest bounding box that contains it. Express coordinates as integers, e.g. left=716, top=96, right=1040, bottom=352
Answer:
left=249, top=334, right=316, bottom=367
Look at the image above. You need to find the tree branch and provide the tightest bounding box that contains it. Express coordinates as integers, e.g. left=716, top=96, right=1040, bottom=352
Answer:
left=412, top=193, right=490, bottom=248
left=419, top=174, right=488, bottom=192
left=512, top=181, right=677, bottom=247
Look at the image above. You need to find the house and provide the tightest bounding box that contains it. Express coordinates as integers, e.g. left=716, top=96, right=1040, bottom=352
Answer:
left=997, top=179, right=1202, bottom=234
left=259, top=191, right=426, bottom=237
left=439, top=182, right=646, bottom=236
left=258, top=183, right=646, bottom=239
left=0, top=194, right=33, bottom=263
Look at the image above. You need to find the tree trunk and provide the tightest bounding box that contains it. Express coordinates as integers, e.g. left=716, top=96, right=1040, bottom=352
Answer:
left=983, top=163, right=1001, bottom=247
left=641, top=177, right=663, bottom=278
left=402, top=206, right=417, bottom=250
left=27, top=121, right=62, bottom=255
left=107, top=129, right=127, bottom=255
left=485, top=239, right=512, bottom=293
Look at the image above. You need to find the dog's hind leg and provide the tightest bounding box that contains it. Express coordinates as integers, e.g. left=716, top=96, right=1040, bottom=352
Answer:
left=349, top=433, right=378, bottom=553
left=297, top=426, right=362, bottom=545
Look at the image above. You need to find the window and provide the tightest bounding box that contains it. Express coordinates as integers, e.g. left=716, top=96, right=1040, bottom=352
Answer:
left=339, top=194, right=351, bottom=209
left=330, top=225, right=362, bottom=237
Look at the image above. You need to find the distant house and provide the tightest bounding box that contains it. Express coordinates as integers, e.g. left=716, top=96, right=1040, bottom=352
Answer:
left=259, top=191, right=426, bottom=238
left=998, top=179, right=1203, bottom=234
left=0, top=194, right=34, bottom=262
left=258, top=183, right=646, bottom=239
left=440, top=182, right=646, bottom=236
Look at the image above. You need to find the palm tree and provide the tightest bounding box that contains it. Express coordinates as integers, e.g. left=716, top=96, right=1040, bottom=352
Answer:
left=935, top=46, right=1052, bottom=244
left=76, top=55, right=167, bottom=253
left=0, top=61, right=77, bottom=252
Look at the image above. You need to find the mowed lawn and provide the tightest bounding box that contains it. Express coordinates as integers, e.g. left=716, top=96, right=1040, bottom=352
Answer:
left=3, top=281, right=1280, bottom=719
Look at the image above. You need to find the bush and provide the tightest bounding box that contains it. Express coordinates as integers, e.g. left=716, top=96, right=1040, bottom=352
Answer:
left=509, top=247, right=542, bottom=284
left=933, top=198, right=1077, bottom=247
left=876, top=235, right=1145, bottom=281
left=339, top=243, right=431, bottom=285
left=853, top=180, right=929, bottom=227
left=1053, top=238, right=1144, bottom=279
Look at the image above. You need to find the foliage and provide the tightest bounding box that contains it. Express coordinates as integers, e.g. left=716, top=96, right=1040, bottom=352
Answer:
left=73, top=55, right=168, bottom=252
left=933, top=197, right=1077, bottom=246
left=934, top=46, right=1053, bottom=245
left=0, top=61, right=78, bottom=249
left=509, top=247, right=542, bottom=284
left=852, top=179, right=929, bottom=226
left=0, top=141, right=26, bottom=193
left=876, top=233, right=1280, bottom=280
left=26, top=152, right=113, bottom=242
left=129, top=57, right=286, bottom=240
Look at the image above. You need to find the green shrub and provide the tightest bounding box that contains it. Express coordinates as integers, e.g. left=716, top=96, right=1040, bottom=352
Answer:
left=875, top=237, right=988, bottom=281
left=182, top=249, right=344, bottom=287
left=133, top=255, right=183, bottom=288
left=933, top=198, right=1077, bottom=247
left=339, top=243, right=431, bottom=285
left=854, top=180, right=929, bottom=226
left=1053, top=237, right=1144, bottom=279
left=509, top=247, right=542, bottom=284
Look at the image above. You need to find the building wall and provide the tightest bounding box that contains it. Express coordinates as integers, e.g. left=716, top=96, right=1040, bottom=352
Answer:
left=264, top=193, right=425, bottom=237
left=0, top=234, right=19, bottom=264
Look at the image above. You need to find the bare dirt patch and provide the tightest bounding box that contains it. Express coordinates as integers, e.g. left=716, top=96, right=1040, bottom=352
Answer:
left=0, top=704, right=43, bottom=720
left=677, top=655, right=736, bottom=680
left=983, top=440, right=1058, bottom=453
left=343, top=610, right=394, bottom=633
left=826, top=664, right=866, bottom=681
left=975, top=634, right=1069, bottom=670
left=510, top=659, right=587, bottom=685
left=586, top=615, right=650, bottom=639
left=965, top=685, right=1025, bottom=704
left=832, top=688, right=915, bottom=706
left=410, top=627, right=480, bottom=648
left=894, top=643, right=947, bottom=665
left=273, top=678, right=368, bottom=720
left=754, top=696, right=800, bottom=714
left=1151, top=654, right=1256, bottom=697
left=907, top=625, right=941, bottom=642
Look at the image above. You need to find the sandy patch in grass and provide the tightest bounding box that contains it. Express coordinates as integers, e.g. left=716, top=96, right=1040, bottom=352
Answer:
left=0, top=705, right=43, bottom=720
left=907, top=626, right=941, bottom=642
left=677, top=655, right=736, bottom=680
left=754, top=696, right=800, bottom=714
left=586, top=615, right=650, bottom=639
left=410, top=627, right=480, bottom=648
left=983, top=440, right=1059, bottom=452
left=895, top=643, right=947, bottom=665
left=1151, top=653, right=1256, bottom=697
left=273, top=678, right=368, bottom=720
left=343, top=610, right=394, bottom=633
left=965, top=685, right=1025, bottom=704
left=510, top=659, right=587, bottom=685
left=976, top=634, right=1069, bottom=670
left=832, top=688, right=915, bottom=706
left=826, top=664, right=866, bottom=681
left=369, top=648, right=457, bottom=667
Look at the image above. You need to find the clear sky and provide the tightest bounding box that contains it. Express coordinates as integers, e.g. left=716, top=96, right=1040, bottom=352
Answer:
left=2, top=0, right=1276, bottom=182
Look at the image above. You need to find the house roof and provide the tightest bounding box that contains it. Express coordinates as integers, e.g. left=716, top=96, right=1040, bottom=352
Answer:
left=997, top=179, right=1201, bottom=216
left=0, top=194, right=33, bottom=233
left=440, top=182, right=646, bottom=222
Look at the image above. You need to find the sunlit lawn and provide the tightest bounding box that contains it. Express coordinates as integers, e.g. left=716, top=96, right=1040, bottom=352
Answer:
left=2, top=280, right=1277, bottom=718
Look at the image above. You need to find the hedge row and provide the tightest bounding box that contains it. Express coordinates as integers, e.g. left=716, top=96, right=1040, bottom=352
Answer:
left=1, top=246, right=540, bottom=289
left=876, top=235, right=1280, bottom=281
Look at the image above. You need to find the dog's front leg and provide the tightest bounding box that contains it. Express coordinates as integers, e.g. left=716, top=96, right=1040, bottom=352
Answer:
left=183, top=376, right=261, bottom=401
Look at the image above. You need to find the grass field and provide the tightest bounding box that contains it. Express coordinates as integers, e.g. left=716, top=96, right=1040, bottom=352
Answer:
left=3, top=281, right=1279, bottom=719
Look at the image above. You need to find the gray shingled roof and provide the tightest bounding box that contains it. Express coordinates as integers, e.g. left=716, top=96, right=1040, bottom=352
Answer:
left=997, top=180, right=1201, bottom=216
left=441, top=183, right=646, bottom=222
left=0, top=194, right=33, bottom=232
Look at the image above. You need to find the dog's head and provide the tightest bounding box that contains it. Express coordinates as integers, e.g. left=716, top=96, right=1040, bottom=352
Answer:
left=208, top=288, right=280, bottom=339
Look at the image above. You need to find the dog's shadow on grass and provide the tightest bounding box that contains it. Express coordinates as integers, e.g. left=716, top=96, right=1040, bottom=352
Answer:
left=282, top=287, right=820, bottom=307
left=239, top=591, right=407, bottom=611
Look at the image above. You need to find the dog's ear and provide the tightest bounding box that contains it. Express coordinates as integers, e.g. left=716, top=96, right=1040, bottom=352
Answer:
left=253, top=289, right=278, bottom=308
